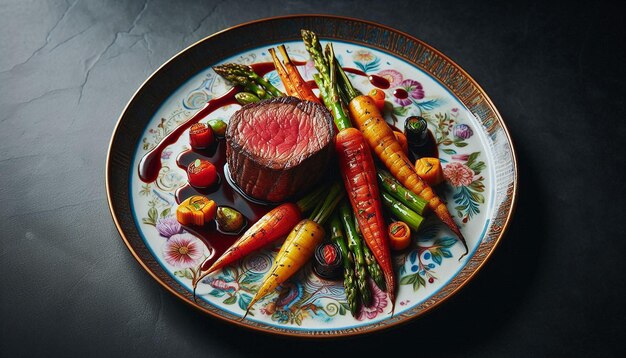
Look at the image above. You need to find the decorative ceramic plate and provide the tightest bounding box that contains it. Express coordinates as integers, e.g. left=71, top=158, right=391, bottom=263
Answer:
left=106, top=15, right=517, bottom=337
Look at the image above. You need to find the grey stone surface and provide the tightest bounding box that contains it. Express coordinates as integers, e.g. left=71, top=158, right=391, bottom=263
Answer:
left=1, top=0, right=624, bottom=356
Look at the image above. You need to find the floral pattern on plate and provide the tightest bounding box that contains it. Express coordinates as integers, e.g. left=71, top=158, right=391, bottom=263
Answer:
left=131, top=42, right=493, bottom=330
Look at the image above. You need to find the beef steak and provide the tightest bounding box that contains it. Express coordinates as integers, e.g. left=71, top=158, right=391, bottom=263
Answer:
left=226, top=96, right=335, bottom=202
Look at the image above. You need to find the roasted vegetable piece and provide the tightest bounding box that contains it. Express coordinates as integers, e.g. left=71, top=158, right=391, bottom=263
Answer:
left=216, top=206, right=246, bottom=233
left=176, top=196, right=217, bottom=226
left=189, top=123, right=214, bottom=149
left=415, top=157, right=444, bottom=186
left=207, top=119, right=227, bottom=137
left=312, top=242, right=343, bottom=280
left=368, top=88, right=386, bottom=111
left=187, top=159, right=218, bottom=188
left=388, top=221, right=411, bottom=251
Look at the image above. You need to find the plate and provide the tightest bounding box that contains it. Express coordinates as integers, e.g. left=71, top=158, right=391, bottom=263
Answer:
left=106, top=15, right=517, bottom=337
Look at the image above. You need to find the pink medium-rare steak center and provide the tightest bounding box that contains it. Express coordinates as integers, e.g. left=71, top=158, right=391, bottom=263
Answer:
left=233, top=105, right=324, bottom=168
left=226, top=96, right=335, bottom=202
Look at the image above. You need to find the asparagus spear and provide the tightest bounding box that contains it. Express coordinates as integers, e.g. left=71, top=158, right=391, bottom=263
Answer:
left=331, top=45, right=361, bottom=102
left=380, top=191, right=425, bottom=232
left=234, top=74, right=268, bottom=99
left=301, top=29, right=331, bottom=86
left=339, top=200, right=371, bottom=307
left=302, top=30, right=355, bottom=131
left=349, top=208, right=386, bottom=291
left=324, top=43, right=352, bottom=106
left=234, top=92, right=260, bottom=105
left=362, top=239, right=386, bottom=291
left=377, top=169, right=429, bottom=215
left=212, top=63, right=283, bottom=98
left=329, top=213, right=359, bottom=317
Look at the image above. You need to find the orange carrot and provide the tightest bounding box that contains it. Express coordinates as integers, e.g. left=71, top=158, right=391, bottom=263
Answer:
left=349, top=95, right=469, bottom=258
left=393, top=131, right=408, bottom=155
left=335, top=127, right=396, bottom=311
left=415, top=157, right=444, bottom=186
left=268, top=48, right=297, bottom=97
left=368, top=88, right=386, bottom=111
left=176, top=196, right=217, bottom=226
left=388, top=221, right=411, bottom=251
left=277, top=45, right=321, bottom=104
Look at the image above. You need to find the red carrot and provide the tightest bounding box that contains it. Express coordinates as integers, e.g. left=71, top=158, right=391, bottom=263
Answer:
left=335, top=127, right=396, bottom=313
left=303, top=35, right=396, bottom=312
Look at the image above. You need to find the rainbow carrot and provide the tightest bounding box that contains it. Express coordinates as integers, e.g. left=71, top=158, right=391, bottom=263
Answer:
left=276, top=45, right=321, bottom=104
left=348, top=96, right=468, bottom=258
left=303, top=33, right=397, bottom=312
left=244, top=182, right=343, bottom=318
left=191, top=187, right=325, bottom=293
left=268, top=47, right=298, bottom=97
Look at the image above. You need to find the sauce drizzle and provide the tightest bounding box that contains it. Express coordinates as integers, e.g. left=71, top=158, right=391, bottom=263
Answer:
left=138, top=87, right=239, bottom=183
left=342, top=67, right=390, bottom=89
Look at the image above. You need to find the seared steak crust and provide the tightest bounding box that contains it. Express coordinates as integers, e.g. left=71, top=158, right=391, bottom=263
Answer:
left=226, top=96, right=335, bottom=202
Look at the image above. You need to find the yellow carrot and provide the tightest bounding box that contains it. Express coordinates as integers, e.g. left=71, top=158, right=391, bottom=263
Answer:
left=349, top=95, right=469, bottom=258
left=243, top=182, right=343, bottom=318
left=415, top=157, right=444, bottom=186
left=243, top=219, right=323, bottom=316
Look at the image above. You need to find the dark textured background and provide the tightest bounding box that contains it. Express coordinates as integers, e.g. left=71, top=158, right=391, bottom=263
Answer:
left=1, top=0, right=624, bottom=356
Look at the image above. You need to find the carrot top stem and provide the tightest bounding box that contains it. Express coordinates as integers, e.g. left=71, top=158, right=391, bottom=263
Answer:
left=277, top=45, right=292, bottom=65
left=295, top=185, right=327, bottom=213
left=276, top=44, right=320, bottom=103
left=310, top=181, right=344, bottom=225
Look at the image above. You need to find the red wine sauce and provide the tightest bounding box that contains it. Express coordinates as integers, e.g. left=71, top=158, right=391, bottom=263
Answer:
left=175, top=140, right=273, bottom=268
left=342, top=67, right=390, bottom=89
left=393, top=88, right=408, bottom=99
left=138, top=87, right=239, bottom=182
